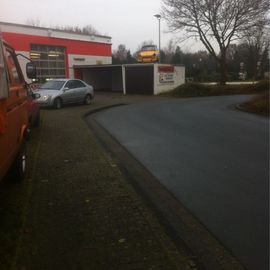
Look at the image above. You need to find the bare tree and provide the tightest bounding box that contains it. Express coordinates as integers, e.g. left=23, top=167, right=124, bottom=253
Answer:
left=242, top=23, right=270, bottom=79
left=82, top=25, right=100, bottom=35
left=163, top=39, right=177, bottom=63
left=162, top=0, right=270, bottom=84
left=55, top=24, right=100, bottom=35
left=26, top=18, right=41, bottom=27
left=113, top=44, right=128, bottom=62
left=112, top=44, right=136, bottom=64
left=25, top=20, right=100, bottom=36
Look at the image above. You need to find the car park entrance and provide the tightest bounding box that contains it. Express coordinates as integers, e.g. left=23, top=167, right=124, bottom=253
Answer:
left=75, top=65, right=123, bottom=92
left=125, top=65, right=153, bottom=94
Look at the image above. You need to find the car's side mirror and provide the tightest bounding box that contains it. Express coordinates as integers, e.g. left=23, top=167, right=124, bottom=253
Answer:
left=26, top=62, right=36, bottom=79
left=63, top=87, right=69, bottom=91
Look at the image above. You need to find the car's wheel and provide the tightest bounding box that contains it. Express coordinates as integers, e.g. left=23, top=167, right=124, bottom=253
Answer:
left=10, top=140, right=27, bottom=182
left=54, top=98, right=62, bottom=109
left=84, top=94, right=92, bottom=105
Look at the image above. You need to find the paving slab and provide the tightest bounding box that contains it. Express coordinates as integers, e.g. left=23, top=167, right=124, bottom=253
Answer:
left=11, top=94, right=196, bottom=270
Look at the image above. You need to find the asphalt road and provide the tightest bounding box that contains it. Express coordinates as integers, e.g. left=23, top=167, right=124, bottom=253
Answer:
left=95, top=95, right=269, bottom=270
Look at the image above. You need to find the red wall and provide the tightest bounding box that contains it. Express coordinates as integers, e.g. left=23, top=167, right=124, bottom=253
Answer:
left=2, top=32, right=112, bottom=57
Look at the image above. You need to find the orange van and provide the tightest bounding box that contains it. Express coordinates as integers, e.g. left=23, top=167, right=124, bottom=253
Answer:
left=0, top=38, right=36, bottom=181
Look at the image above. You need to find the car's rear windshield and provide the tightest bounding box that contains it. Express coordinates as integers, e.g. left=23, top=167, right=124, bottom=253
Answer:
left=40, top=80, right=65, bottom=90
left=141, top=46, right=157, bottom=51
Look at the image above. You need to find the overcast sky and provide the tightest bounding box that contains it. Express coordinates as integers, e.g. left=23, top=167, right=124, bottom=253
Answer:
left=1, top=0, right=204, bottom=53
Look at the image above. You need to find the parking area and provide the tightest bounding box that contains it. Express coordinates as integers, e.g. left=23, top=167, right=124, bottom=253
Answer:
left=0, top=93, right=196, bottom=270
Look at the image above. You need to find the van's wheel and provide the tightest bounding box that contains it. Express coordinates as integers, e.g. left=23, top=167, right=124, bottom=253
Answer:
left=84, top=94, right=92, bottom=105
left=54, top=98, right=62, bottom=109
left=11, top=140, right=27, bottom=182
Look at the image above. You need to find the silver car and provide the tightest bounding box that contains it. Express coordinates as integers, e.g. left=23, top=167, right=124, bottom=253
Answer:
left=36, top=79, right=94, bottom=109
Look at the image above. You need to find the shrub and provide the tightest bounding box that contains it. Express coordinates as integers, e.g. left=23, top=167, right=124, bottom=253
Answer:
left=254, top=80, right=269, bottom=92
left=240, top=91, right=269, bottom=116
left=161, top=80, right=269, bottom=98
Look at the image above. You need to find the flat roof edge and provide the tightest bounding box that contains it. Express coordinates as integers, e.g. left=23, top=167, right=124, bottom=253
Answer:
left=0, top=21, right=112, bottom=40
left=73, top=63, right=185, bottom=69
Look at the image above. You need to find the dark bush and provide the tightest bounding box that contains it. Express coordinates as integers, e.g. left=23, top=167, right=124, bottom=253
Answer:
left=161, top=80, right=269, bottom=98
left=254, top=80, right=269, bottom=92
left=240, top=91, right=269, bottom=116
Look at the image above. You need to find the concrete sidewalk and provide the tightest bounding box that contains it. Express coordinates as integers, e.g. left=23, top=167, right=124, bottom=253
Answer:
left=12, top=94, right=196, bottom=270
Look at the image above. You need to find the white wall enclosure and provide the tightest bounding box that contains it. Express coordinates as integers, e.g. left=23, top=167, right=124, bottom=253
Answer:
left=75, top=64, right=185, bottom=95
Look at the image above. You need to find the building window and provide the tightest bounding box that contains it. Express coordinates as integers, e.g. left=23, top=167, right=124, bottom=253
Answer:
left=30, top=44, right=66, bottom=83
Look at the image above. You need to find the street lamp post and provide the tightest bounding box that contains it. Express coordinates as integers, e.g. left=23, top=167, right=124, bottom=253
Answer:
left=154, top=14, right=161, bottom=63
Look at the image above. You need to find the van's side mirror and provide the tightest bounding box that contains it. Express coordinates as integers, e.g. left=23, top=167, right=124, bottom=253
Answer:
left=33, top=93, right=41, bottom=99
left=26, top=62, right=36, bottom=79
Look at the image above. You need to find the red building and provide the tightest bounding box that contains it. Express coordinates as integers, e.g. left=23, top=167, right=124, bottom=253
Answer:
left=0, top=21, right=112, bottom=83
